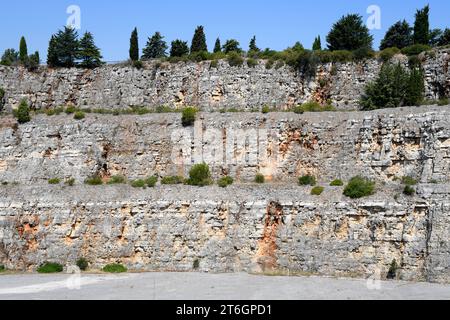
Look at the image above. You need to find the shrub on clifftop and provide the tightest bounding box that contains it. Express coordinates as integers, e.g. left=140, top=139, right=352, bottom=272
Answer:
left=181, top=107, right=197, bottom=126
left=186, top=163, right=212, bottom=186
left=343, top=176, right=375, bottom=199
left=14, top=99, right=31, bottom=124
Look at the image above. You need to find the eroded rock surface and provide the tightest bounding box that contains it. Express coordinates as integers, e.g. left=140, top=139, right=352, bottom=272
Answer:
left=0, top=48, right=448, bottom=111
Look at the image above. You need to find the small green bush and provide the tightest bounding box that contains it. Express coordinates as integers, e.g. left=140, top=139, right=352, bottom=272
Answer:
left=155, top=105, right=173, bottom=113
left=311, top=186, right=324, bottom=196
left=14, top=99, right=31, bottom=124
left=65, top=106, right=77, bottom=114
left=0, top=265, right=5, bottom=272
left=403, top=185, right=415, bottom=196
left=193, top=259, right=200, bottom=270
left=84, top=175, right=103, bottom=186
left=379, top=47, right=401, bottom=62
left=76, top=258, right=89, bottom=271
left=265, top=59, right=274, bottom=69
left=255, top=173, right=265, bottom=184
left=182, top=107, right=197, bottom=127
left=48, top=178, right=61, bottom=185
left=401, top=44, right=431, bottom=56
left=387, top=259, right=398, bottom=280
left=108, top=175, right=126, bottom=185
left=293, top=101, right=335, bottom=113
left=343, top=176, right=375, bottom=199
left=227, top=52, right=244, bottom=67
left=298, top=175, right=317, bottom=186
left=186, top=163, right=212, bottom=186
left=131, top=179, right=146, bottom=188
left=247, top=58, right=258, bottom=68
left=438, top=98, right=449, bottom=106
left=102, top=263, right=127, bottom=273
left=161, top=176, right=185, bottom=185
left=261, top=106, right=270, bottom=114
left=133, top=60, right=143, bottom=69
left=402, top=176, right=418, bottom=186
left=330, top=179, right=344, bottom=186
left=145, top=176, right=158, bottom=187
left=65, top=178, right=75, bottom=186
left=74, top=111, right=85, bottom=120
left=37, top=262, right=63, bottom=274
left=218, top=176, right=234, bottom=188
left=210, top=60, right=219, bottom=68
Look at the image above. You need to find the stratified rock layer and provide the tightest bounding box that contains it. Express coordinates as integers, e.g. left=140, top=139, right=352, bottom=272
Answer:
left=0, top=184, right=448, bottom=283
left=0, top=49, right=448, bottom=111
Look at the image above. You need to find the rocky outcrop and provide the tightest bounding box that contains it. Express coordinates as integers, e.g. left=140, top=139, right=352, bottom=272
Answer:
left=0, top=48, right=448, bottom=111
left=0, top=106, right=449, bottom=185
left=0, top=184, right=448, bottom=283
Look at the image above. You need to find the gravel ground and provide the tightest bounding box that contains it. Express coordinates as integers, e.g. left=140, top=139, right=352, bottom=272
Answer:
left=0, top=272, right=449, bottom=300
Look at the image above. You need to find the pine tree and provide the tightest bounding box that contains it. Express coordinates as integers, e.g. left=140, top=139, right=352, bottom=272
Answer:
left=190, top=26, right=208, bottom=53
left=142, top=32, right=168, bottom=60
left=79, top=32, right=103, bottom=69
left=19, top=36, right=28, bottom=64
left=405, top=67, right=424, bottom=106
left=129, top=28, right=139, bottom=61
left=312, top=36, right=322, bottom=51
left=1, top=49, right=19, bottom=66
left=47, top=35, right=59, bottom=67
left=413, top=5, right=430, bottom=45
left=170, top=40, right=190, bottom=57
left=380, top=20, right=413, bottom=50
left=47, top=26, right=79, bottom=68
left=214, top=38, right=221, bottom=53
left=26, top=51, right=40, bottom=71
left=223, top=39, right=241, bottom=54
left=326, top=14, right=373, bottom=51
left=249, top=36, right=259, bottom=52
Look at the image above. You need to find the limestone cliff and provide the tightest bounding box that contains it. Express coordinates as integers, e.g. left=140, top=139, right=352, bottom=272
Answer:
left=0, top=48, right=448, bottom=111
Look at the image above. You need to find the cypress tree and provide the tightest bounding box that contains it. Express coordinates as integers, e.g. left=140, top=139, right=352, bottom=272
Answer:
left=413, top=5, right=430, bottom=45
left=249, top=36, right=259, bottom=52
left=79, top=32, right=103, bottom=68
left=142, top=32, right=168, bottom=60
left=47, top=35, right=58, bottom=67
left=312, top=36, right=322, bottom=50
left=19, top=36, right=28, bottom=64
left=190, top=26, right=208, bottom=53
left=213, top=38, right=221, bottom=53
left=129, top=28, right=139, bottom=61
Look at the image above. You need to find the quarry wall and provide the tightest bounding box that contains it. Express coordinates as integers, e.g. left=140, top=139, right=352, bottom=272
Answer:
left=0, top=48, right=448, bottom=111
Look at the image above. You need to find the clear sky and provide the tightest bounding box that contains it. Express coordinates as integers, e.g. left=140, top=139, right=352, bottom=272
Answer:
left=0, top=0, right=448, bottom=62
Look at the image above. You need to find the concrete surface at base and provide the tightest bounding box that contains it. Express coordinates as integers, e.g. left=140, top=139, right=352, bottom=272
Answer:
left=0, top=273, right=449, bottom=300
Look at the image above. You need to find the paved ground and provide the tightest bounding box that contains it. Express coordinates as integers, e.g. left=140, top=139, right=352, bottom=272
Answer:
left=0, top=273, right=449, bottom=300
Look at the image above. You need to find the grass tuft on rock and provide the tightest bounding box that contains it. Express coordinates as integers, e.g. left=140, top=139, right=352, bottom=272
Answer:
left=37, top=262, right=63, bottom=274
left=102, top=263, right=127, bottom=273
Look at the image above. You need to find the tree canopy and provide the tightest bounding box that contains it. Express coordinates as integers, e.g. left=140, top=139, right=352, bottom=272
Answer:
left=326, top=14, right=373, bottom=51
left=142, top=32, right=168, bottom=59
left=380, top=20, right=412, bottom=50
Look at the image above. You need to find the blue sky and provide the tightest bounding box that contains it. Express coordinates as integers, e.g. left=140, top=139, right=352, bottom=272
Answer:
left=0, top=0, right=448, bottom=62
